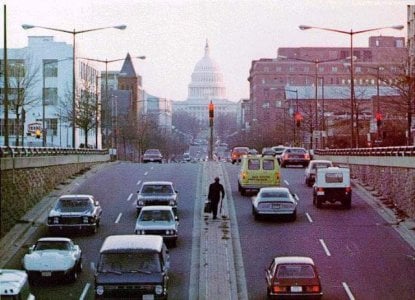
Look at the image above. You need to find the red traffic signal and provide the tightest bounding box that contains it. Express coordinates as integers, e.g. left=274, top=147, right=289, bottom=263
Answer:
left=208, top=101, right=214, bottom=119
left=294, top=112, right=303, bottom=127
left=375, top=112, right=383, bottom=127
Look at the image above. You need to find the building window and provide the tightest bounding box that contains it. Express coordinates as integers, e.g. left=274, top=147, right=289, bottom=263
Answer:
left=363, top=51, right=372, bottom=62
left=289, top=66, right=295, bottom=72
left=44, top=88, right=58, bottom=105
left=9, top=60, right=25, bottom=77
left=355, top=66, right=361, bottom=73
left=0, top=118, right=21, bottom=137
left=276, top=66, right=281, bottom=72
left=396, top=39, right=404, bottom=48
left=43, top=59, right=58, bottom=77
left=331, top=66, right=338, bottom=73
left=264, top=67, right=269, bottom=72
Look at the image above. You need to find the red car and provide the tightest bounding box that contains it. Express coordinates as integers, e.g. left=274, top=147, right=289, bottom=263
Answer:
left=265, top=256, right=323, bottom=299
left=231, top=146, right=249, bottom=164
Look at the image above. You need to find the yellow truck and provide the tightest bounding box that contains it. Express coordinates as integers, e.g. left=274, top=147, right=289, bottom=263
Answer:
left=238, top=154, right=281, bottom=196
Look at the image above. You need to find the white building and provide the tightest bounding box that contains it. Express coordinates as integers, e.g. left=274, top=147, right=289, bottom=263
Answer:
left=0, top=36, right=101, bottom=148
left=173, top=41, right=237, bottom=125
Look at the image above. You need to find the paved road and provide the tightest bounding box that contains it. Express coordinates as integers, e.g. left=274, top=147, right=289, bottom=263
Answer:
left=2, top=160, right=415, bottom=299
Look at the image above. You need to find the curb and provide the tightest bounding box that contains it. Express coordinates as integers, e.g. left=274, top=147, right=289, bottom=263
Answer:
left=0, top=161, right=117, bottom=268
left=352, top=179, right=415, bottom=251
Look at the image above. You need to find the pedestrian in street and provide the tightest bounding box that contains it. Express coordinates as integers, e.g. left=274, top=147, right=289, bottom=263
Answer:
left=208, top=176, right=225, bottom=219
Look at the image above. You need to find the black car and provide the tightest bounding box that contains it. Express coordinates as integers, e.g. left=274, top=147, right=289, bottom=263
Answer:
left=279, top=147, right=311, bottom=168
left=136, top=181, right=178, bottom=215
left=47, top=194, right=102, bottom=234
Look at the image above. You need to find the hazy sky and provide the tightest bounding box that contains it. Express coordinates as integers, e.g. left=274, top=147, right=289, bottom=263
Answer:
left=1, top=0, right=410, bottom=101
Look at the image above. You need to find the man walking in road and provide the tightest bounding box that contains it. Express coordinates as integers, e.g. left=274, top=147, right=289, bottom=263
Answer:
left=208, top=177, right=225, bottom=219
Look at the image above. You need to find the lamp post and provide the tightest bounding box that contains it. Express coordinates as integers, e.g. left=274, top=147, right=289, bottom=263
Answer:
left=299, top=24, right=404, bottom=148
left=22, top=23, right=127, bottom=148
left=79, top=55, right=145, bottom=149
left=3, top=5, right=9, bottom=146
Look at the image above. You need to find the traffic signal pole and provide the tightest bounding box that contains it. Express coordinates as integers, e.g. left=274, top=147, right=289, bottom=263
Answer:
left=208, top=101, right=214, bottom=160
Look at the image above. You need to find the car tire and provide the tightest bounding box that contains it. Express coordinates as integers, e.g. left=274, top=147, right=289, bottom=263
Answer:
left=77, top=259, right=83, bottom=273
left=240, top=187, right=246, bottom=196
left=69, top=268, right=78, bottom=282
left=281, top=162, right=285, bottom=168
left=91, top=225, right=97, bottom=234
left=316, top=198, right=322, bottom=209
left=291, top=211, right=297, bottom=222
left=343, top=198, right=352, bottom=209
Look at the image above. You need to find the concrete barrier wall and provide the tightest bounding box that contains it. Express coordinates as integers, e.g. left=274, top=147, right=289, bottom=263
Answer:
left=0, top=154, right=110, bottom=237
left=315, top=155, right=415, bottom=219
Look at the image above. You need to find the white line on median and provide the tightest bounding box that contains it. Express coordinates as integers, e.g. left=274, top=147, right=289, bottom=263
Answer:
left=319, top=239, right=331, bottom=256
left=284, top=180, right=290, bottom=186
left=305, top=212, right=313, bottom=223
left=136, top=180, right=142, bottom=186
left=127, top=193, right=133, bottom=201
left=342, top=282, right=356, bottom=300
left=79, top=282, right=90, bottom=300
left=144, top=171, right=149, bottom=175
left=115, top=213, right=122, bottom=224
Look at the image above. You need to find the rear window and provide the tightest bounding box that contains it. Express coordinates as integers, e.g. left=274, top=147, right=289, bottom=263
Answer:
left=286, top=148, right=306, bottom=154
left=276, top=264, right=316, bottom=278
left=261, top=191, right=288, bottom=198
left=248, top=159, right=260, bottom=170
left=325, top=172, right=344, bottom=183
left=262, top=160, right=275, bottom=170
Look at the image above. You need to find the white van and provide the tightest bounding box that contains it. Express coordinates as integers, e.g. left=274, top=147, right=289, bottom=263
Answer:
left=0, top=269, right=35, bottom=299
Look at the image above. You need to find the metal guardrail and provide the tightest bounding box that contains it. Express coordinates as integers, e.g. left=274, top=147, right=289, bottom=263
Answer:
left=315, top=146, right=415, bottom=157
left=0, top=146, right=109, bottom=158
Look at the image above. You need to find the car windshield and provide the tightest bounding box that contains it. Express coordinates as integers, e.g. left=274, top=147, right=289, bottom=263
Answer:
left=56, top=199, right=93, bottom=212
left=139, top=210, right=173, bottom=222
left=276, top=264, right=316, bottom=278
left=145, top=149, right=161, bottom=155
left=141, top=185, right=173, bottom=195
left=98, top=253, right=161, bottom=273
left=35, top=241, right=70, bottom=251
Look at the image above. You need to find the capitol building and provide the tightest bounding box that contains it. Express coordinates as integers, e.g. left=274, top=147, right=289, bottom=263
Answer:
left=173, top=41, right=237, bottom=125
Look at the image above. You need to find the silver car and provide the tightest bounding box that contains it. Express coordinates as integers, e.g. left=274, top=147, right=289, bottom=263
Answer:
left=252, top=187, right=297, bottom=221
left=304, top=159, right=333, bottom=187
left=135, top=206, right=179, bottom=247
left=136, top=181, right=178, bottom=215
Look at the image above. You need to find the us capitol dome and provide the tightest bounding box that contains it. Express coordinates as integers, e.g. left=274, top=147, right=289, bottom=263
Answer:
left=187, top=40, right=226, bottom=100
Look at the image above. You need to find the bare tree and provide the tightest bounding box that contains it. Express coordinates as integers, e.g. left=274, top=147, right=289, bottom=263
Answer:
left=6, top=57, right=40, bottom=146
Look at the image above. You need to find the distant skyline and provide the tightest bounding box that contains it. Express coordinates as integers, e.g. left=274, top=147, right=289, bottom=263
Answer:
left=2, top=0, right=410, bottom=102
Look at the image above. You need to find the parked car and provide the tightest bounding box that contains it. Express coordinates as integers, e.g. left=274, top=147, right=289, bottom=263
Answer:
left=304, top=159, right=333, bottom=187
left=137, top=181, right=178, bottom=215
left=231, top=146, right=249, bottom=164
left=0, top=269, right=35, bottom=299
left=248, top=148, right=258, bottom=155
left=23, top=237, right=82, bottom=284
left=313, top=167, right=352, bottom=209
left=280, top=147, right=310, bottom=168
left=95, top=235, right=170, bottom=299
left=183, top=152, right=191, bottom=162
left=47, top=194, right=102, bottom=234
left=271, top=145, right=288, bottom=163
left=265, top=256, right=323, bottom=299
left=238, top=154, right=281, bottom=196
left=142, top=149, right=163, bottom=163
left=252, top=187, right=297, bottom=221
left=135, top=205, right=179, bottom=247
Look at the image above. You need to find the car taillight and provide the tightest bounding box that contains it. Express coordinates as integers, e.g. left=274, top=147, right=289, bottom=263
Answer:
left=272, top=285, right=288, bottom=293
left=305, top=285, right=321, bottom=293
left=305, top=153, right=310, bottom=160
left=274, top=172, right=280, bottom=181
left=318, top=187, right=324, bottom=192
left=345, top=187, right=352, bottom=193
left=242, top=172, right=248, bottom=180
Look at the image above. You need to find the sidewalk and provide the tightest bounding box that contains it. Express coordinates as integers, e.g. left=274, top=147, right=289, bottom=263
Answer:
left=195, top=161, right=247, bottom=300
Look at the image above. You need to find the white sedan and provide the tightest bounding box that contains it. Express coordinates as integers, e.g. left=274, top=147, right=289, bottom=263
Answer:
left=252, top=187, right=298, bottom=221
left=23, top=237, right=82, bottom=284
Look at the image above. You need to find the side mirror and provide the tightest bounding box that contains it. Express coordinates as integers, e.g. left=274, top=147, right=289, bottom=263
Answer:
left=95, top=201, right=100, bottom=206
left=175, top=215, right=179, bottom=221
left=28, top=245, right=35, bottom=253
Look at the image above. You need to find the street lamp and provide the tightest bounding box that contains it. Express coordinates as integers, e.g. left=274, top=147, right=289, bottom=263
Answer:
left=299, top=24, right=404, bottom=148
left=22, top=23, right=127, bottom=148
left=79, top=55, right=145, bottom=148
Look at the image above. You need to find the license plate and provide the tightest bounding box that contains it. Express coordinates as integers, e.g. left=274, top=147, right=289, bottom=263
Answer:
left=143, top=295, right=154, bottom=300
left=317, top=191, right=325, bottom=196
left=41, top=272, right=51, bottom=277
left=290, top=286, right=302, bottom=292
left=272, top=204, right=280, bottom=209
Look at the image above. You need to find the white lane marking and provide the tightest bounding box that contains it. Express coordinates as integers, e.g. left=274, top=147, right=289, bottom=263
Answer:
left=284, top=180, right=290, bottom=186
left=319, top=239, right=331, bottom=256
left=305, top=212, right=313, bottom=223
left=79, top=282, right=90, bottom=300
left=127, top=193, right=133, bottom=202
left=136, top=179, right=142, bottom=185
left=115, top=213, right=122, bottom=224
left=144, top=171, right=149, bottom=176
left=342, top=282, right=356, bottom=300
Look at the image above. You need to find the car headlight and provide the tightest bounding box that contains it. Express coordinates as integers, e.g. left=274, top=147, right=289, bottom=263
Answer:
left=155, top=285, right=163, bottom=295
left=169, top=200, right=176, bottom=206
left=136, top=230, right=145, bottom=235
left=53, top=217, right=59, bottom=224
left=96, top=285, right=104, bottom=295
left=83, top=216, right=89, bottom=223
left=137, top=200, right=144, bottom=206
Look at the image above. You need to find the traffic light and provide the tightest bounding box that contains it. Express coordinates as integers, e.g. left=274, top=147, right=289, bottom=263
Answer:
left=294, top=112, right=303, bottom=127
left=35, top=129, right=41, bottom=139
left=208, top=101, right=214, bottom=119
left=375, top=112, right=383, bottom=127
